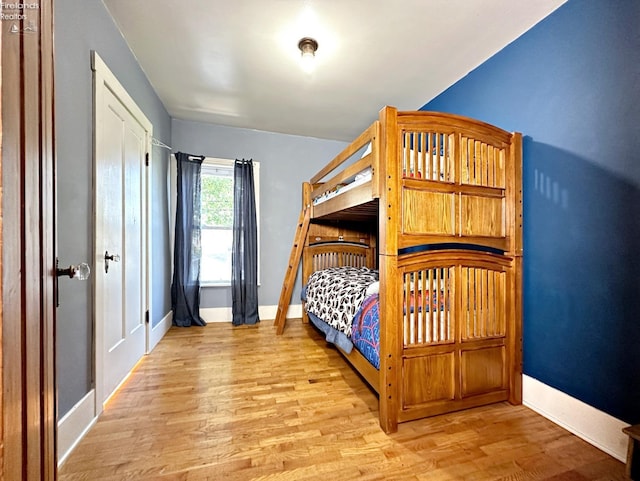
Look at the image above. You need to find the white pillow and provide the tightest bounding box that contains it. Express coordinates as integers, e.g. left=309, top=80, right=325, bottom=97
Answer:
left=365, top=281, right=379, bottom=297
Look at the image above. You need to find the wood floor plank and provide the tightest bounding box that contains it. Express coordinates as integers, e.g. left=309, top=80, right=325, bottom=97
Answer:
left=58, top=321, right=625, bottom=481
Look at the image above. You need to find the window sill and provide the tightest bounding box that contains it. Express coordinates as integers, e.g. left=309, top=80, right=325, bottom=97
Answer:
left=201, top=282, right=230, bottom=288
left=200, top=282, right=262, bottom=288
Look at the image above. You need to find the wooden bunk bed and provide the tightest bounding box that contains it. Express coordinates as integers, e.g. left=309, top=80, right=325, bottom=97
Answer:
left=278, top=106, right=523, bottom=434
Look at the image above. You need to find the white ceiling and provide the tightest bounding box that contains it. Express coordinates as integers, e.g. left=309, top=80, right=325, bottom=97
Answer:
left=103, top=0, right=566, bottom=142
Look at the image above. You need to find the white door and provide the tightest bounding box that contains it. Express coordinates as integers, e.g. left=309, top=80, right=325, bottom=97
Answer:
left=93, top=52, right=151, bottom=410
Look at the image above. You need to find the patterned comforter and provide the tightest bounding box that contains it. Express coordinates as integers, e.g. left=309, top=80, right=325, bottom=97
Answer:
left=305, top=266, right=381, bottom=368
left=350, top=294, right=380, bottom=369
left=305, top=266, right=378, bottom=337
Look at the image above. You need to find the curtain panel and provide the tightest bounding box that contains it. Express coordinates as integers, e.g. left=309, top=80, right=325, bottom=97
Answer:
left=171, top=152, right=207, bottom=327
left=232, top=159, right=259, bottom=325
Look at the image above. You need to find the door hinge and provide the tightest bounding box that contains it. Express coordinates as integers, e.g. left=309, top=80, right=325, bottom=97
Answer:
left=145, top=310, right=149, bottom=324
left=145, top=152, right=149, bottom=166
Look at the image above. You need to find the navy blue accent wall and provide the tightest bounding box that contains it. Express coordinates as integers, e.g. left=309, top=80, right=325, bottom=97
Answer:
left=421, top=0, right=640, bottom=423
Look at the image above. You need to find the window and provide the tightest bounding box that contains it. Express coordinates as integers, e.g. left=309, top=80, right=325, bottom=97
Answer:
left=200, top=158, right=260, bottom=285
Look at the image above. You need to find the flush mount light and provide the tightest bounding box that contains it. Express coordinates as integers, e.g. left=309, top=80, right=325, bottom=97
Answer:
left=298, top=37, right=318, bottom=73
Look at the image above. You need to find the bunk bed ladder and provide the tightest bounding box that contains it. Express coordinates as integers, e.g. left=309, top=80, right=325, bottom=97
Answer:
left=274, top=207, right=311, bottom=334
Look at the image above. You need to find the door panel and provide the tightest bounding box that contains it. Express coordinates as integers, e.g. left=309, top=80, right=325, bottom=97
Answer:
left=94, top=53, right=151, bottom=408
left=99, top=86, right=146, bottom=400
left=103, top=100, right=126, bottom=352
left=123, top=123, right=144, bottom=339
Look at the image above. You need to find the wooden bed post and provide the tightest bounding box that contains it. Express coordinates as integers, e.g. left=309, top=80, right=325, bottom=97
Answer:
left=301, top=182, right=312, bottom=325
left=508, top=132, right=524, bottom=404
left=378, top=106, right=401, bottom=432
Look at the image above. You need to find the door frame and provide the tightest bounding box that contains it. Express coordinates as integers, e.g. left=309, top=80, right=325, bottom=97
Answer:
left=91, top=51, right=152, bottom=414
left=1, top=1, right=57, bottom=479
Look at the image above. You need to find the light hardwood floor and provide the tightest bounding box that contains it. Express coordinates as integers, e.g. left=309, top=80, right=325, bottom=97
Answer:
left=59, top=320, right=626, bottom=481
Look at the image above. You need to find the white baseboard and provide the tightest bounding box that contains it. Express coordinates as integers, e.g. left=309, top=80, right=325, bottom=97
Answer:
left=260, top=303, right=302, bottom=321
left=200, top=306, right=232, bottom=322
left=522, top=375, right=628, bottom=462
left=57, top=389, right=97, bottom=467
left=148, top=310, right=172, bottom=352
left=200, top=304, right=302, bottom=323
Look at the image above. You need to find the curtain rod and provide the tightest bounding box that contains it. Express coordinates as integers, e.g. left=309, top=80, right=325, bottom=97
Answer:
left=151, top=137, right=172, bottom=150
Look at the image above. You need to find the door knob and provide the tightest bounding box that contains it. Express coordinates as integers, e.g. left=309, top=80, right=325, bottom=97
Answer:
left=55, top=258, right=90, bottom=307
left=104, top=251, right=120, bottom=273
left=56, top=259, right=91, bottom=280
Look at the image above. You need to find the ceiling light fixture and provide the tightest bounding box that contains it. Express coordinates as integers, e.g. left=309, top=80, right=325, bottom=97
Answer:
left=298, top=37, right=318, bottom=73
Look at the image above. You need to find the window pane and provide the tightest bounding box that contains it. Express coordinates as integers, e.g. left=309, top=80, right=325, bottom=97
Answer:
left=201, top=167, right=233, bottom=283
left=201, top=173, right=233, bottom=228
left=201, top=228, right=232, bottom=283
left=199, top=159, right=259, bottom=285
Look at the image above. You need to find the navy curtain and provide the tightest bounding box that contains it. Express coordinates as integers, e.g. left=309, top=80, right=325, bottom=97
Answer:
left=171, top=152, right=206, bottom=327
left=232, top=159, right=259, bottom=325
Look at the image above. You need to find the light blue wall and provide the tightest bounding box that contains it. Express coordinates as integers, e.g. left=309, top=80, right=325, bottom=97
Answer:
left=54, top=0, right=345, bottom=416
left=421, top=0, right=640, bottom=424
left=171, top=119, right=348, bottom=308
left=55, top=0, right=172, bottom=416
